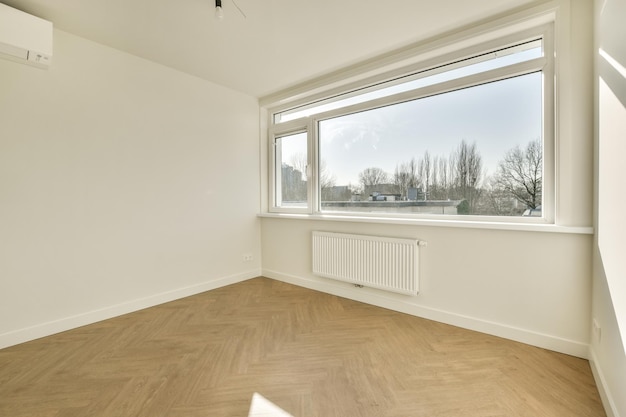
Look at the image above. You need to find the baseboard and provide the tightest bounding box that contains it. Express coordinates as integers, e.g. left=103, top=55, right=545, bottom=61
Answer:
left=0, top=269, right=261, bottom=350
left=263, top=269, right=589, bottom=359
left=589, top=347, right=621, bottom=417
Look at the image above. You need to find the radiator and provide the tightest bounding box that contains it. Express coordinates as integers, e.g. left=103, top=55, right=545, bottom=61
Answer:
left=312, top=231, right=422, bottom=295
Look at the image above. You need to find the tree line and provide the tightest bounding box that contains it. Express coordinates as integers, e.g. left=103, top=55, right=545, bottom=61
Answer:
left=282, top=139, right=542, bottom=216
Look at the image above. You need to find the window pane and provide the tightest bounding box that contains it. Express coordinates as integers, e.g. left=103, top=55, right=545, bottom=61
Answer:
left=275, top=132, right=308, bottom=208
left=277, top=40, right=542, bottom=123
left=318, top=72, right=542, bottom=217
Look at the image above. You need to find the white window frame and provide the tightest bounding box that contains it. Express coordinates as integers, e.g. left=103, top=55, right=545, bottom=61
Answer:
left=267, top=21, right=556, bottom=225
left=269, top=120, right=315, bottom=213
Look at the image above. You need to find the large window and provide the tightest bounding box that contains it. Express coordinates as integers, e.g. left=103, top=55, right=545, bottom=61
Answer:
left=268, top=26, right=554, bottom=222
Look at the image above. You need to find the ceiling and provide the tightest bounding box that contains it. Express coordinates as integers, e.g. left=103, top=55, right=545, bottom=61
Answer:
left=2, top=0, right=537, bottom=98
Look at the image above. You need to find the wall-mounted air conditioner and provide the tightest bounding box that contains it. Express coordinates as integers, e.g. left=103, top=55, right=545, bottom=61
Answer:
left=0, top=3, right=52, bottom=69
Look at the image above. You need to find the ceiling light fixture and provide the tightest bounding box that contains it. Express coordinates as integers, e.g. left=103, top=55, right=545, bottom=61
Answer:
left=214, top=0, right=246, bottom=20
left=215, top=0, right=224, bottom=20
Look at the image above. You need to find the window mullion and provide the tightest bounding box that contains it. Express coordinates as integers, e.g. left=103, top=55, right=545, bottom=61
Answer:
left=308, top=118, right=318, bottom=214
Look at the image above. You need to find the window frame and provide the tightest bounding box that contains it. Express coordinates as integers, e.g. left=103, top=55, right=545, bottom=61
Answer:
left=269, top=120, right=315, bottom=213
left=267, top=23, right=555, bottom=224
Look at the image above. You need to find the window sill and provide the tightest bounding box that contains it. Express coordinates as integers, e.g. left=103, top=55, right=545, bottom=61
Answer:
left=258, top=212, right=594, bottom=235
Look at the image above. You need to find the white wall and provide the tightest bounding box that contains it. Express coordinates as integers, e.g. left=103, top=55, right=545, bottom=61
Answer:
left=260, top=0, right=595, bottom=359
left=262, top=219, right=592, bottom=357
left=591, top=0, right=626, bottom=415
left=0, top=30, right=262, bottom=348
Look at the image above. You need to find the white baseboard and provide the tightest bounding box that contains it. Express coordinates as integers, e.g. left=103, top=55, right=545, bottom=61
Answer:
left=263, top=269, right=590, bottom=359
left=2, top=268, right=589, bottom=360
left=589, top=347, right=621, bottom=417
left=0, top=269, right=261, bottom=350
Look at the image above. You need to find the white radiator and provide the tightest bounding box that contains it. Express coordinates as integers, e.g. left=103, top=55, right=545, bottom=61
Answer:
left=312, top=231, right=422, bottom=295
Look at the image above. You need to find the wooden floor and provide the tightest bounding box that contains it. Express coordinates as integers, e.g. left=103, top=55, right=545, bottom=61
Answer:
left=0, top=277, right=605, bottom=417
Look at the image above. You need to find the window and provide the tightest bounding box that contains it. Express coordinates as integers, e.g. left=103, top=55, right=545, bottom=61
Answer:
left=268, top=25, right=554, bottom=223
left=273, top=131, right=309, bottom=210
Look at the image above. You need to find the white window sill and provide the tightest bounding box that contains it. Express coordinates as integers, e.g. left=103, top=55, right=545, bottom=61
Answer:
left=258, top=212, right=594, bottom=235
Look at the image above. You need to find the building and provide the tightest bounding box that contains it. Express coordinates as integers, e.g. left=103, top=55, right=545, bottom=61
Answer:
left=0, top=1, right=624, bottom=416
left=322, top=200, right=462, bottom=215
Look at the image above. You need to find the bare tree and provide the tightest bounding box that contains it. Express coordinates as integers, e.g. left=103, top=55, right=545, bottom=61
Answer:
left=420, top=151, right=432, bottom=200
left=451, top=140, right=483, bottom=212
left=348, top=182, right=364, bottom=196
left=359, top=167, right=389, bottom=196
left=291, top=152, right=336, bottom=199
left=289, top=152, right=308, bottom=181
left=480, top=176, right=523, bottom=216
left=319, top=160, right=336, bottom=194
left=493, top=139, right=542, bottom=209
left=430, top=156, right=451, bottom=200
left=393, top=158, right=419, bottom=199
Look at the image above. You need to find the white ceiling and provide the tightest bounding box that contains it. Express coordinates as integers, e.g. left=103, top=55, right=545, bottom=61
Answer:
left=2, top=0, right=537, bottom=98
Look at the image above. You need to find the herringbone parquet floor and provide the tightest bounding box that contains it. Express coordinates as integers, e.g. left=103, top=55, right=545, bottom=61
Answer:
left=0, top=277, right=606, bottom=417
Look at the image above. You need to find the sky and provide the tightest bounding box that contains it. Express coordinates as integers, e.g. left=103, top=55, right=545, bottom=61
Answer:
left=278, top=42, right=544, bottom=188
left=318, top=72, right=542, bottom=186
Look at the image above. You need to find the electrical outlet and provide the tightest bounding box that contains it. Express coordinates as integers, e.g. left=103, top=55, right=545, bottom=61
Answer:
left=243, top=254, right=254, bottom=262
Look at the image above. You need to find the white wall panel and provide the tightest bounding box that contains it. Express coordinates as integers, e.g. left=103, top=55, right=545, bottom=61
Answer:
left=591, top=0, right=626, bottom=415
left=0, top=30, right=261, bottom=347
left=261, top=218, right=592, bottom=357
